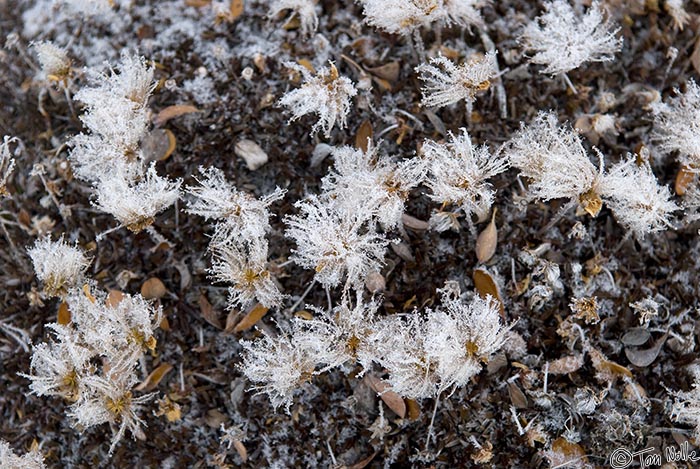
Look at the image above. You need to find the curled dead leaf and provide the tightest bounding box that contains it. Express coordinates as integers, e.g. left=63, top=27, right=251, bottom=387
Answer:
left=199, top=293, right=223, bottom=329
left=624, top=332, right=668, bottom=367
left=473, top=269, right=505, bottom=318
left=135, top=363, right=173, bottom=392
left=153, top=104, right=201, bottom=126
left=233, top=303, right=269, bottom=332
left=676, top=165, right=696, bottom=196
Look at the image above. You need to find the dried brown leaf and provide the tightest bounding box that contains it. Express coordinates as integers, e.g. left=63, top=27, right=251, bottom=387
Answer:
left=233, top=303, right=269, bottom=332
left=475, top=208, right=497, bottom=263
left=364, top=374, right=406, bottom=418
left=355, top=120, right=373, bottom=152
left=625, top=332, right=668, bottom=367
left=153, top=104, right=201, bottom=126
left=473, top=269, right=505, bottom=318
left=367, top=62, right=400, bottom=82
left=135, top=363, right=173, bottom=392
left=57, top=301, right=71, bottom=325
left=199, top=293, right=223, bottom=329
left=141, top=277, right=166, bottom=300
left=229, top=0, right=244, bottom=19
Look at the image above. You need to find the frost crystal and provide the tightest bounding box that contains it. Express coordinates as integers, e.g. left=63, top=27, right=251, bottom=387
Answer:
left=94, top=164, right=181, bottom=233
left=321, top=144, right=426, bottom=230
left=28, top=236, right=90, bottom=297
left=508, top=111, right=605, bottom=216
left=520, top=0, right=622, bottom=75
left=424, top=128, right=508, bottom=221
left=416, top=52, right=497, bottom=109
left=0, top=440, right=46, bottom=469
left=279, top=62, right=357, bottom=138
left=285, top=195, right=389, bottom=290
left=599, top=157, right=679, bottom=239
left=651, top=79, right=700, bottom=170
left=670, top=368, right=700, bottom=441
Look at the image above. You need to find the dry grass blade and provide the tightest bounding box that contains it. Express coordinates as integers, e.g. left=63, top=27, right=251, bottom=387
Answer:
left=153, top=104, right=201, bottom=126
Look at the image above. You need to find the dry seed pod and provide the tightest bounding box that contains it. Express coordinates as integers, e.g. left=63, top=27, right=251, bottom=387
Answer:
left=141, top=277, right=166, bottom=300
left=475, top=208, right=497, bottom=263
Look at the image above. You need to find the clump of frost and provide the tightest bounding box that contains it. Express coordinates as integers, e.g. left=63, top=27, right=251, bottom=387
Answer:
left=33, top=41, right=71, bottom=81
left=0, top=440, right=46, bottom=469
left=22, top=285, right=162, bottom=455
left=520, top=0, right=622, bottom=76
left=509, top=111, right=678, bottom=238
left=27, top=236, right=90, bottom=297
left=187, top=167, right=286, bottom=309
left=415, top=52, right=497, bottom=109
left=423, top=128, right=508, bottom=224
left=279, top=62, right=357, bottom=138
left=68, top=52, right=181, bottom=235
left=651, top=79, right=700, bottom=170
left=669, top=367, right=700, bottom=441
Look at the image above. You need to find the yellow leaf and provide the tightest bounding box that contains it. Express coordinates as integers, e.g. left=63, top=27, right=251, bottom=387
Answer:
left=135, top=363, right=173, bottom=392
left=233, top=303, right=269, bottom=332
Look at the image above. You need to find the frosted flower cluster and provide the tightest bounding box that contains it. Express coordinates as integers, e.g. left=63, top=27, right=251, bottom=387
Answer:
left=359, top=0, right=485, bottom=36
left=69, top=52, right=181, bottom=234
left=241, top=287, right=508, bottom=409
left=286, top=143, right=426, bottom=290
left=520, top=0, right=622, bottom=76
left=187, top=167, right=286, bottom=310
left=416, top=52, right=498, bottom=109
left=0, top=440, right=46, bottom=469
left=22, top=284, right=161, bottom=455
left=27, top=236, right=90, bottom=298
left=508, top=111, right=678, bottom=238
left=423, top=128, right=508, bottom=223
left=651, top=79, right=700, bottom=170
left=279, top=62, right=357, bottom=138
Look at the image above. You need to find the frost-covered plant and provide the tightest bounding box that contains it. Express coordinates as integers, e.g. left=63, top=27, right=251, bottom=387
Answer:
left=70, top=52, right=156, bottom=182
left=372, top=288, right=509, bottom=399
left=669, top=366, right=700, bottom=440
left=240, top=295, right=381, bottom=411
left=22, top=285, right=161, bottom=455
left=69, top=52, right=181, bottom=235
left=320, top=143, right=427, bottom=230
left=508, top=111, right=606, bottom=216
left=27, top=236, right=90, bottom=297
left=279, top=62, right=357, bottom=138
left=683, top=183, right=700, bottom=223
left=187, top=166, right=286, bottom=245
left=187, top=167, right=286, bottom=309
left=358, top=0, right=484, bottom=37
left=0, top=135, right=18, bottom=197
left=651, top=79, right=700, bottom=170
left=520, top=0, right=622, bottom=76
left=285, top=195, right=390, bottom=290
left=415, top=52, right=497, bottom=109
left=209, top=241, right=285, bottom=309
left=33, top=41, right=71, bottom=82
left=94, top=164, right=181, bottom=234
left=423, top=128, right=508, bottom=223
left=598, top=156, right=679, bottom=239
left=269, top=0, right=318, bottom=36
left=0, top=440, right=46, bottom=469
left=665, top=0, right=689, bottom=30
left=509, top=112, right=678, bottom=238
